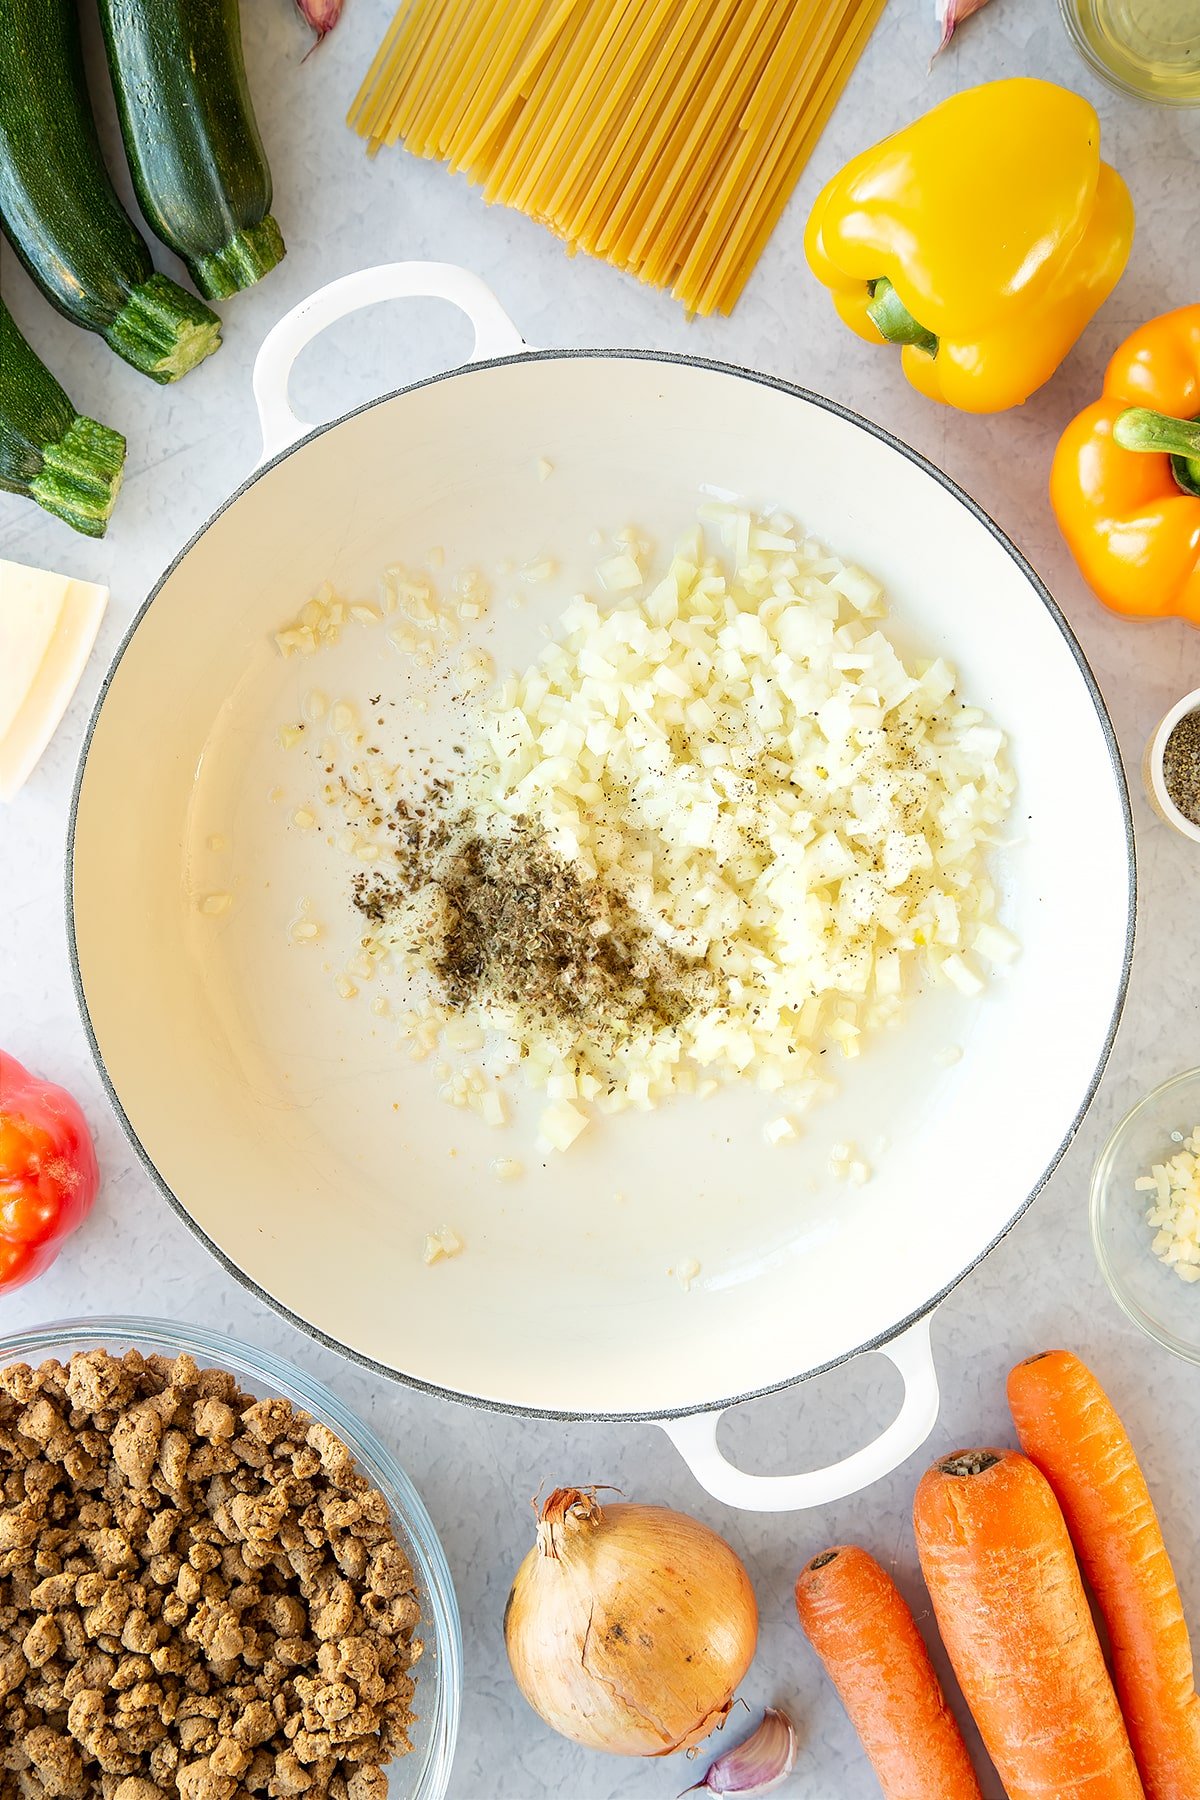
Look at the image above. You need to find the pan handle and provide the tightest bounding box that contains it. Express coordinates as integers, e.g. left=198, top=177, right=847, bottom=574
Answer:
left=659, top=1313, right=940, bottom=1512
left=252, top=262, right=528, bottom=465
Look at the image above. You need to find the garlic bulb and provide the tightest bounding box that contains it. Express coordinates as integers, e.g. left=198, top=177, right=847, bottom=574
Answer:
left=504, top=1487, right=759, bottom=1756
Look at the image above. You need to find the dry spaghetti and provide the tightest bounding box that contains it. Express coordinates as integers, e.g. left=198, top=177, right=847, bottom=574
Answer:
left=349, top=0, right=888, bottom=315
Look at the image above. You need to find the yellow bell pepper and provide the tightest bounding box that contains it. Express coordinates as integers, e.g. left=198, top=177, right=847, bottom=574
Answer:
left=804, top=79, right=1134, bottom=414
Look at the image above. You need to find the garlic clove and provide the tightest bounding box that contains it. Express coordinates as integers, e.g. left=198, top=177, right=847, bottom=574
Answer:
left=294, top=0, right=343, bottom=49
left=931, top=0, right=992, bottom=62
left=681, top=1707, right=798, bottom=1797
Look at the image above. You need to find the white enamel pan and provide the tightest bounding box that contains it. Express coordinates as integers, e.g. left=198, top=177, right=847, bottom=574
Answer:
left=69, top=265, right=1134, bottom=1510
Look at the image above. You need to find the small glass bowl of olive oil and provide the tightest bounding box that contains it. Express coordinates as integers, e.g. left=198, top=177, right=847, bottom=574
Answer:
left=1060, top=0, right=1200, bottom=104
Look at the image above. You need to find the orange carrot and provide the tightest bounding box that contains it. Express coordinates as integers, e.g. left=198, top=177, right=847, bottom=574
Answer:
left=794, top=1543, right=983, bottom=1800
left=914, top=1447, right=1145, bottom=1800
left=1009, top=1350, right=1200, bottom=1800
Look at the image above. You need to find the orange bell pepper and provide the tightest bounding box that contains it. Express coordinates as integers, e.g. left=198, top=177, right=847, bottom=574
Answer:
left=1052, top=306, right=1200, bottom=625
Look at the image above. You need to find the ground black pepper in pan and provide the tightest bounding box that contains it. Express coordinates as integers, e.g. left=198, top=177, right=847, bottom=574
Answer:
left=426, top=822, right=708, bottom=1035
left=352, top=785, right=717, bottom=1046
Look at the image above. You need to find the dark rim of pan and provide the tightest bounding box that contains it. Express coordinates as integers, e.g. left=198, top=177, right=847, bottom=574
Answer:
left=64, top=348, right=1138, bottom=1424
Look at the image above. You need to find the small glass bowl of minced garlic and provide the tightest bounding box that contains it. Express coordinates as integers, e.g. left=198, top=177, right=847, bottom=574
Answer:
left=1092, top=1068, right=1200, bottom=1365
left=1144, top=688, right=1200, bottom=843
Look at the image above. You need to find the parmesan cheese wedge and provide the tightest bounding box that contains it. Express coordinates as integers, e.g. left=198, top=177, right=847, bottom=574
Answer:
left=0, top=559, right=108, bottom=802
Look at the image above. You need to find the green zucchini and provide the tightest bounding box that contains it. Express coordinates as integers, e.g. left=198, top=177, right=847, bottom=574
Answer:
left=0, top=299, right=125, bottom=537
left=0, top=0, right=221, bottom=383
left=98, top=0, right=285, bottom=301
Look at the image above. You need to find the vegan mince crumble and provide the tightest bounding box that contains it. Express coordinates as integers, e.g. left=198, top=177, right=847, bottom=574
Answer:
left=0, top=1349, right=421, bottom=1800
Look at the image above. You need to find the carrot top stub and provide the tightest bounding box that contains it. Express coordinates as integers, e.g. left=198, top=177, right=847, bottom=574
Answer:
left=914, top=1446, right=1144, bottom=1800
left=938, top=1449, right=1000, bottom=1478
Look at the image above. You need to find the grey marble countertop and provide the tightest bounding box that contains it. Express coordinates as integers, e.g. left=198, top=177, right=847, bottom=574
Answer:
left=3, top=0, right=1200, bottom=1794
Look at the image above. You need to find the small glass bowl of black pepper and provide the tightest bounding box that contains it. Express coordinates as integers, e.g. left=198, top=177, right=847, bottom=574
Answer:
left=1144, top=687, right=1200, bottom=842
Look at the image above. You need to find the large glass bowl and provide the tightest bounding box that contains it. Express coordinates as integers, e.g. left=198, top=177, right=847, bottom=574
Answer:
left=0, top=1317, right=461, bottom=1799
left=1092, top=1070, right=1200, bottom=1363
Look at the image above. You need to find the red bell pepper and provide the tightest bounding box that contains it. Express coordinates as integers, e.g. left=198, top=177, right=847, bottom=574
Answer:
left=0, top=1050, right=99, bottom=1292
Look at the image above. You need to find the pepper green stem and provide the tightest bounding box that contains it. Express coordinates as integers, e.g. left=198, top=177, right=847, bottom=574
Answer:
left=866, top=278, right=939, bottom=358
left=103, top=273, right=222, bottom=384
left=189, top=216, right=287, bottom=301
left=28, top=415, right=125, bottom=538
left=1114, top=407, right=1200, bottom=498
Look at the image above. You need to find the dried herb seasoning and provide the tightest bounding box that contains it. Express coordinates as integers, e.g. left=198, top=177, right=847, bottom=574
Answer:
left=1163, top=709, right=1200, bottom=825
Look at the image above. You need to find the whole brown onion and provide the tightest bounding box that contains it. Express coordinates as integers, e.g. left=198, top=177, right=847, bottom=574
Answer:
left=504, top=1487, right=758, bottom=1756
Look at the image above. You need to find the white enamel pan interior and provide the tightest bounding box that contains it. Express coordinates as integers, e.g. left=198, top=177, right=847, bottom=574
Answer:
left=69, top=265, right=1133, bottom=1511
